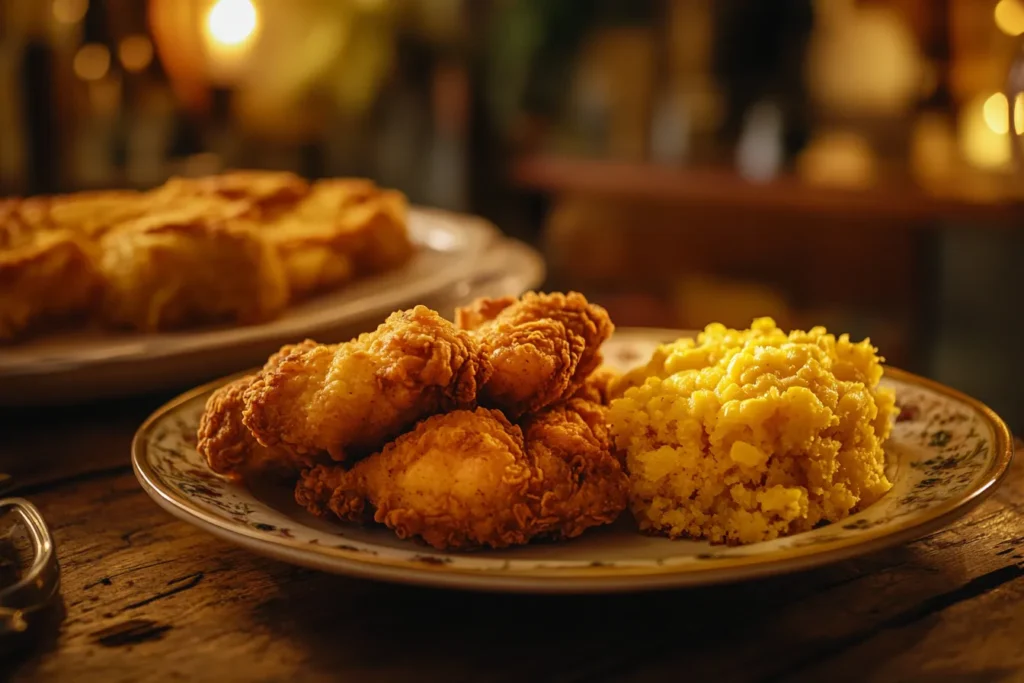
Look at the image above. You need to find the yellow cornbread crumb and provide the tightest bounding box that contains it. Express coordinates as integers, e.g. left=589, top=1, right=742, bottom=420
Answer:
left=608, top=317, right=896, bottom=545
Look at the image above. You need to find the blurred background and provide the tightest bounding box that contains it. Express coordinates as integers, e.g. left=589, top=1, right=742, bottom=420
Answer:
left=1, top=0, right=1022, bottom=430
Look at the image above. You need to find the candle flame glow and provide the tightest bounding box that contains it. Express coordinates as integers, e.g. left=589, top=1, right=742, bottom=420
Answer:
left=205, top=0, right=259, bottom=48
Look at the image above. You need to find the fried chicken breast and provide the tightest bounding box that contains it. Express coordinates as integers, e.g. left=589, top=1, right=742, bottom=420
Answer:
left=197, top=375, right=316, bottom=480
left=98, top=203, right=289, bottom=331
left=570, top=366, right=620, bottom=405
left=197, top=341, right=322, bottom=479
left=296, top=400, right=628, bottom=550
left=0, top=230, right=103, bottom=341
left=456, top=291, right=614, bottom=417
left=262, top=179, right=412, bottom=299
left=243, top=306, right=489, bottom=461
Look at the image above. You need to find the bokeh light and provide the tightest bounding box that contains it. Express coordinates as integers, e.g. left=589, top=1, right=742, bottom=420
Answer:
left=52, top=0, right=88, bottom=24
left=961, top=93, right=1012, bottom=170
left=995, top=0, right=1024, bottom=36
left=206, top=0, right=259, bottom=47
left=73, top=44, right=111, bottom=82
left=119, top=36, right=155, bottom=74
left=981, top=92, right=1024, bottom=135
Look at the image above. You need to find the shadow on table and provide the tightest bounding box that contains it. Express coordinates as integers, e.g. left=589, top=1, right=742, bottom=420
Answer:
left=248, top=542, right=978, bottom=683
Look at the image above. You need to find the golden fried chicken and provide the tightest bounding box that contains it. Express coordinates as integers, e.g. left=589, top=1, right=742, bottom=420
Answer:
left=1, top=199, right=37, bottom=249
left=262, top=179, right=412, bottom=299
left=517, top=398, right=629, bottom=540
left=155, top=174, right=413, bottom=299
left=98, top=203, right=289, bottom=331
left=243, top=305, right=488, bottom=461
left=571, top=366, right=620, bottom=405
left=456, top=291, right=614, bottom=417
left=0, top=230, right=103, bottom=341
left=295, top=463, right=348, bottom=518
left=198, top=375, right=315, bottom=480
left=0, top=172, right=415, bottom=341
left=1, top=190, right=151, bottom=242
left=324, top=183, right=412, bottom=275
left=151, top=171, right=310, bottom=221
left=197, top=342, right=321, bottom=479
left=297, top=400, right=628, bottom=550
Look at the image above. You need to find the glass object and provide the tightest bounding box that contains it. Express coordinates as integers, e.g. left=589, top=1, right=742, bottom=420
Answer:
left=0, top=498, right=60, bottom=639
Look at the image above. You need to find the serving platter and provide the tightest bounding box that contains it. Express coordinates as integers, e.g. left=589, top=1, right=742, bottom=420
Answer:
left=0, top=208, right=544, bottom=405
left=132, top=328, right=1014, bottom=593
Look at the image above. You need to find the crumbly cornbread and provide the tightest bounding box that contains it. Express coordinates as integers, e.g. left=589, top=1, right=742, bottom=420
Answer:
left=608, top=317, right=896, bottom=545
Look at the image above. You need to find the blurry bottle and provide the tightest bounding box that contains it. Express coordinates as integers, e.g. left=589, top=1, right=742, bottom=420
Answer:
left=204, top=86, right=240, bottom=171
left=0, top=3, right=27, bottom=194
left=711, top=0, right=814, bottom=168
left=424, top=61, right=469, bottom=211
left=72, top=0, right=123, bottom=188
left=16, top=4, right=62, bottom=194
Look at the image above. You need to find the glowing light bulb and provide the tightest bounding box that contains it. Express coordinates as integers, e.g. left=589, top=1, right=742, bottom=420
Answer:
left=995, top=0, right=1024, bottom=36
left=981, top=92, right=1024, bottom=135
left=984, top=93, right=1009, bottom=134
left=961, top=94, right=1012, bottom=170
left=205, top=0, right=258, bottom=47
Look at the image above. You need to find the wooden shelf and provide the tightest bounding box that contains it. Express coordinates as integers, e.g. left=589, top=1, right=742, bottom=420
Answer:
left=510, top=155, right=1024, bottom=226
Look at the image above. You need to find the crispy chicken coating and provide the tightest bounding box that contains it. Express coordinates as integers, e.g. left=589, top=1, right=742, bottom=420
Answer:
left=0, top=171, right=414, bottom=341
left=98, top=203, right=290, bottom=331
left=197, top=342, right=321, bottom=479
left=455, top=291, right=614, bottom=417
left=262, top=179, right=412, bottom=298
left=243, top=306, right=489, bottom=461
left=570, top=366, right=620, bottom=405
left=296, top=400, right=628, bottom=550
left=0, top=230, right=103, bottom=341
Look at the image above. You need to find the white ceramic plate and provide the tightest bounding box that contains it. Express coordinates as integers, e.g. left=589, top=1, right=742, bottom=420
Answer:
left=133, top=328, right=1014, bottom=593
left=0, top=208, right=545, bottom=405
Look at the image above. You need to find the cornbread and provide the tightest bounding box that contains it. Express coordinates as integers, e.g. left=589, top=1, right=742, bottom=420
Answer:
left=608, top=317, right=896, bottom=545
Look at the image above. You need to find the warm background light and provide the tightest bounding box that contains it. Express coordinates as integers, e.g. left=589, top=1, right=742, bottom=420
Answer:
left=206, top=0, right=259, bottom=47
left=981, top=92, right=1024, bottom=134
left=960, top=92, right=1013, bottom=170
left=995, top=0, right=1024, bottom=36
left=52, top=0, right=89, bottom=25
left=119, top=35, right=155, bottom=74
left=73, top=43, right=111, bottom=82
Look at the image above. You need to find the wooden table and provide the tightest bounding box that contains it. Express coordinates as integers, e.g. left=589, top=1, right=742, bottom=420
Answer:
left=2, top=396, right=1023, bottom=683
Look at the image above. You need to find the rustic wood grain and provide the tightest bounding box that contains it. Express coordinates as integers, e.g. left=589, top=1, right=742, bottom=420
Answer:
left=1, top=413, right=1021, bottom=682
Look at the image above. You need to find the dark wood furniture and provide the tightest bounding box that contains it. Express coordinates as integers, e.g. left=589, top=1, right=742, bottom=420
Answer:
left=2, top=395, right=1022, bottom=682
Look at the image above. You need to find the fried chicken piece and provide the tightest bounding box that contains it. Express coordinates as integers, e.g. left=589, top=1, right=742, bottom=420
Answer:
left=1, top=199, right=38, bottom=249
left=197, top=342, right=321, bottom=479
left=262, top=179, right=412, bottom=299
left=517, top=398, right=629, bottom=541
left=198, top=377, right=314, bottom=480
left=295, top=463, right=349, bottom=518
left=1, top=191, right=152, bottom=243
left=0, top=230, right=103, bottom=341
left=98, top=203, right=290, bottom=331
left=571, top=367, right=620, bottom=405
left=151, top=171, right=310, bottom=221
left=298, top=400, right=628, bottom=550
left=456, top=291, right=614, bottom=417
left=243, top=305, right=488, bottom=461
left=154, top=174, right=413, bottom=299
